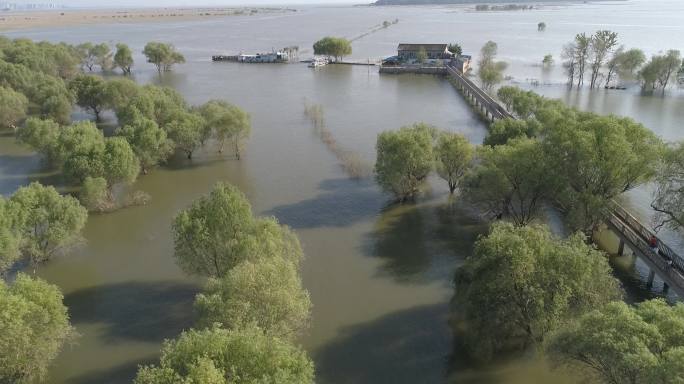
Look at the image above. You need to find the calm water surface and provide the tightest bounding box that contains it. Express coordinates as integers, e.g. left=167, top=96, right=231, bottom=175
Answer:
left=1, top=1, right=683, bottom=382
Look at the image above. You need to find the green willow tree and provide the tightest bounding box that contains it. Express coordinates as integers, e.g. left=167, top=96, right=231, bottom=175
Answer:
left=463, top=138, right=560, bottom=226
left=312, top=37, right=352, bottom=62
left=143, top=42, right=185, bottom=73
left=134, top=326, right=315, bottom=384
left=542, top=112, right=662, bottom=234
left=549, top=299, right=684, bottom=384
left=194, top=256, right=311, bottom=339
left=113, top=43, right=134, bottom=75
left=69, top=74, right=109, bottom=121
left=165, top=110, right=205, bottom=159
left=0, top=86, right=28, bottom=129
left=652, top=142, right=684, bottom=230
left=478, top=41, right=507, bottom=90
left=115, top=115, right=173, bottom=173
left=198, top=100, right=252, bottom=158
left=434, top=132, right=473, bottom=194
left=453, top=222, right=621, bottom=361
left=375, top=123, right=435, bottom=202
left=172, top=183, right=303, bottom=278
left=10, top=182, right=87, bottom=264
left=0, top=197, right=21, bottom=272
left=0, top=274, right=75, bottom=384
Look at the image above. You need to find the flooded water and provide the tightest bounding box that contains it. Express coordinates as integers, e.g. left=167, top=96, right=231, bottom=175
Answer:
left=1, top=0, right=684, bottom=383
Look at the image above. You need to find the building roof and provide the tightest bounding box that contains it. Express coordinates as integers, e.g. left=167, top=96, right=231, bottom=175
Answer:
left=397, top=44, right=448, bottom=52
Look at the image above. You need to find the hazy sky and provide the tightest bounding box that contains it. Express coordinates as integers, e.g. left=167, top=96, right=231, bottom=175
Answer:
left=20, top=0, right=362, bottom=6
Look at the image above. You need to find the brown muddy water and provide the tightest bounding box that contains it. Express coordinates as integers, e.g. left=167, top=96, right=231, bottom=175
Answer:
left=1, top=1, right=684, bottom=382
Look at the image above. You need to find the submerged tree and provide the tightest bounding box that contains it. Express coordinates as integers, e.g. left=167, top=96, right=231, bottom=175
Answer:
left=0, top=274, right=75, bottom=384
left=588, top=30, right=619, bottom=89
left=549, top=299, right=684, bottom=384
left=0, top=86, right=28, bottom=129
left=69, top=74, right=109, bottom=121
left=115, top=115, right=173, bottom=174
left=113, top=43, right=134, bottom=75
left=0, top=197, right=21, bottom=272
left=312, top=37, right=352, bottom=62
left=134, top=326, right=315, bottom=384
left=453, top=222, right=621, bottom=361
left=375, top=123, right=435, bottom=202
left=195, top=256, right=311, bottom=339
left=463, top=138, right=559, bottom=226
left=10, top=182, right=87, bottom=264
left=198, top=100, right=251, bottom=158
left=652, top=142, right=684, bottom=230
left=477, top=41, right=507, bottom=90
left=543, top=112, right=662, bottom=234
left=172, top=183, right=303, bottom=278
left=143, top=42, right=186, bottom=73
left=434, top=132, right=473, bottom=194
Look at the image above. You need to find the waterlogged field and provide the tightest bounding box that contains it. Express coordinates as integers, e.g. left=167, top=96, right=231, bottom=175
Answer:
left=1, top=1, right=684, bottom=382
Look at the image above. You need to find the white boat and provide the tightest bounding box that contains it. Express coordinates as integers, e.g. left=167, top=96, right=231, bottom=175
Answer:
left=308, top=57, right=329, bottom=68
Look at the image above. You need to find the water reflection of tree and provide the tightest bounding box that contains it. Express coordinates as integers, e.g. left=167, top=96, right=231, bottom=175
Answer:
left=368, top=198, right=486, bottom=283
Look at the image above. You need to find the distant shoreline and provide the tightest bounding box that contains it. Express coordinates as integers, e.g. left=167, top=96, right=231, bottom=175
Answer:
left=0, top=7, right=297, bottom=32
left=372, top=0, right=619, bottom=6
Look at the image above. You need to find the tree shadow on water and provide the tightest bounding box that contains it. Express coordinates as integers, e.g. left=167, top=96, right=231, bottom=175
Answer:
left=66, top=357, right=157, bottom=384
left=314, top=303, right=451, bottom=384
left=64, top=281, right=199, bottom=343
left=365, top=199, right=487, bottom=284
left=266, top=178, right=385, bottom=229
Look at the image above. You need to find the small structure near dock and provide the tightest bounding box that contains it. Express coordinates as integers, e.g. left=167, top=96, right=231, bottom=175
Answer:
left=212, top=46, right=298, bottom=63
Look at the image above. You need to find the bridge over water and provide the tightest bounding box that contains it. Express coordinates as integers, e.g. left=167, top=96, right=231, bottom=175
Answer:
left=445, top=62, right=684, bottom=297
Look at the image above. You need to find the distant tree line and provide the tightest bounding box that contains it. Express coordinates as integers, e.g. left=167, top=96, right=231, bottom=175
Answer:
left=561, top=30, right=682, bottom=92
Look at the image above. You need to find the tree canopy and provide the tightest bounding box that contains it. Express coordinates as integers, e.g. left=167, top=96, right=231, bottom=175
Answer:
left=10, top=182, right=87, bottom=264
left=549, top=299, right=684, bottom=384
left=453, top=222, right=621, bottom=361
left=478, top=41, right=507, bottom=90
left=198, top=100, right=251, bottom=158
left=313, top=37, right=352, bottom=61
left=434, top=131, right=473, bottom=194
left=0, top=274, right=75, bottom=384
left=68, top=74, right=109, bottom=121
left=652, top=142, right=684, bottom=230
left=143, top=42, right=185, bottom=73
left=375, top=123, right=435, bottom=202
left=0, top=86, right=28, bottom=129
left=172, top=183, right=303, bottom=278
left=113, top=43, right=134, bottom=75
left=194, top=256, right=311, bottom=340
left=134, top=326, right=315, bottom=384
left=463, top=138, right=560, bottom=226
left=115, top=114, right=173, bottom=173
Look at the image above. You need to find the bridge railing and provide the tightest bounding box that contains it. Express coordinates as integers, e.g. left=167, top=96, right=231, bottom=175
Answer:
left=611, top=202, right=684, bottom=272
left=445, top=63, right=515, bottom=120
left=608, top=210, right=684, bottom=290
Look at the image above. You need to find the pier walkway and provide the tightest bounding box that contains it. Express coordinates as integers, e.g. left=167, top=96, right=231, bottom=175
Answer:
left=608, top=203, right=684, bottom=296
left=446, top=64, right=514, bottom=121
left=444, top=62, right=683, bottom=296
